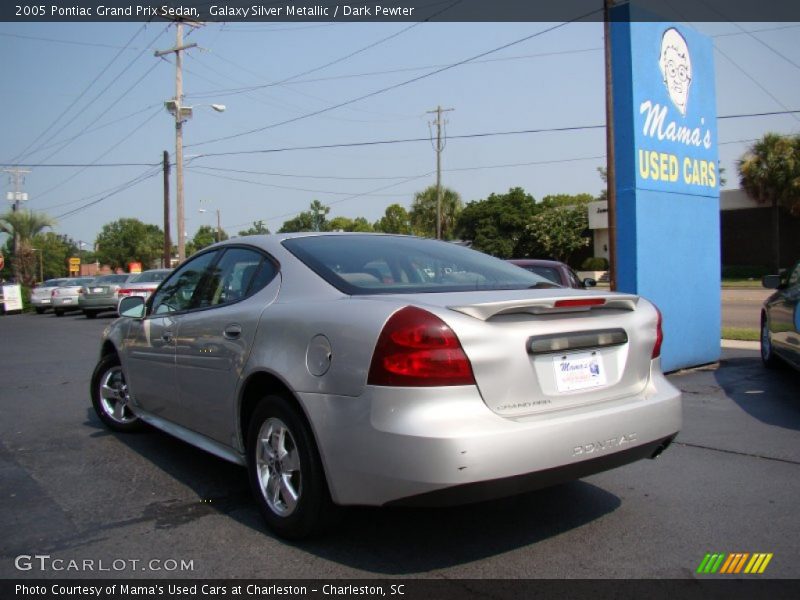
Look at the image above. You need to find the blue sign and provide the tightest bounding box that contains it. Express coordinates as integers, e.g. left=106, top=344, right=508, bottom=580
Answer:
left=630, top=23, right=719, bottom=196
left=612, top=6, right=721, bottom=372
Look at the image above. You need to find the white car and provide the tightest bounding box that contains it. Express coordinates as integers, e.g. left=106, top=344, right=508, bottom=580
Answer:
left=51, top=277, right=95, bottom=316
left=30, top=278, right=68, bottom=313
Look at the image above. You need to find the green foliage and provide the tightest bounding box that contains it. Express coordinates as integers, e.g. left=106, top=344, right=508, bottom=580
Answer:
left=409, top=186, right=462, bottom=239
left=0, top=209, right=57, bottom=287
left=237, top=220, right=270, bottom=236
left=528, top=203, right=591, bottom=264
left=279, top=200, right=330, bottom=233
left=540, top=193, right=595, bottom=208
left=374, top=204, right=412, bottom=234
left=188, top=225, right=229, bottom=255
left=32, top=232, right=79, bottom=280
left=455, top=187, right=540, bottom=258
left=581, top=256, right=609, bottom=271
left=738, top=133, right=800, bottom=215
left=326, top=216, right=374, bottom=232
left=95, top=218, right=164, bottom=271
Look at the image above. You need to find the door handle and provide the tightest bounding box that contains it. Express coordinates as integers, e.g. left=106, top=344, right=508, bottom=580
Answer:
left=162, top=331, right=174, bottom=342
left=224, top=324, right=242, bottom=339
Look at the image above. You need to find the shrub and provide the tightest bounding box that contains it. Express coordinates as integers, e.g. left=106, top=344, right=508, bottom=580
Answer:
left=581, top=257, right=609, bottom=271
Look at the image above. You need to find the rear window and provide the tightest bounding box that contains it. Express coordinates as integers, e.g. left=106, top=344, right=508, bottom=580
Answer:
left=522, top=266, right=563, bottom=285
left=128, top=270, right=170, bottom=284
left=283, top=235, right=553, bottom=294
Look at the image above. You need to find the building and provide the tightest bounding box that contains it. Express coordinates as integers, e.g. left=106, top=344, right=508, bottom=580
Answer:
left=587, top=191, right=800, bottom=270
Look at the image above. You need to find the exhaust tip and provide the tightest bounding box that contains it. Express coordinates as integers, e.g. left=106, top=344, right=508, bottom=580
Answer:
left=649, top=434, right=677, bottom=459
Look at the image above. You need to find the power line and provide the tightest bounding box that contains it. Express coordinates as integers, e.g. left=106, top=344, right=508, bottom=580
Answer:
left=6, top=108, right=799, bottom=168
left=8, top=24, right=149, bottom=165
left=187, top=12, right=603, bottom=149
left=0, top=31, right=145, bottom=49
left=53, top=167, right=162, bottom=219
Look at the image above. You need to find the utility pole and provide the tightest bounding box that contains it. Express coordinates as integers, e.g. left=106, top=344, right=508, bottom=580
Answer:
left=162, top=151, right=171, bottom=268
left=604, top=0, right=618, bottom=291
left=426, top=105, right=454, bottom=239
left=216, top=209, right=221, bottom=243
left=155, top=21, right=197, bottom=264
left=3, top=167, right=31, bottom=254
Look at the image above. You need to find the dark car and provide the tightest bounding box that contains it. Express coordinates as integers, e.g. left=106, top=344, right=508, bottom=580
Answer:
left=761, top=260, right=800, bottom=371
left=507, top=259, right=597, bottom=289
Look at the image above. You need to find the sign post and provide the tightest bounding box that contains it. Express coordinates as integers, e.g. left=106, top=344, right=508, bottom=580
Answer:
left=611, top=6, right=720, bottom=371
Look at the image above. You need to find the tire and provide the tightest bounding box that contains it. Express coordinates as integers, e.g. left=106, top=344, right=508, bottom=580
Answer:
left=35, top=307, right=45, bottom=314
left=54, top=309, right=64, bottom=317
left=246, top=394, right=337, bottom=539
left=84, top=310, right=98, bottom=319
left=761, top=314, right=781, bottom=369
left=90, top=354, right=142, bottom=432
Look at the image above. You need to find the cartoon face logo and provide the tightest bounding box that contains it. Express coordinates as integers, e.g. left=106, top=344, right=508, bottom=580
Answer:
left=659, top=28, right=692, bottom=116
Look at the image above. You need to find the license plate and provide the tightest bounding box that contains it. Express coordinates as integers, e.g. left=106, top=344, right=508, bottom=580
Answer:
left=62, top=298, right=73, bottom=304
left=92, top=287, right=104, bottom=293
left=41, top=299, right=50, bottom=304
left=132, top=291, right=149, bottom=298
left=553, top=352, right=607, bottom=392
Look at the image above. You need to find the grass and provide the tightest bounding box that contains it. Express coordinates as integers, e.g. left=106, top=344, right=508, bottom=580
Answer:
left=722, top=327, right=760, bottom=341
left=721, top=278, right=764, bottom=289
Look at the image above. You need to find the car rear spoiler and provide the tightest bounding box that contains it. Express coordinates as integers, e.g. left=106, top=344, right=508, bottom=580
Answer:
left=448, top=295, right=640, bottom=321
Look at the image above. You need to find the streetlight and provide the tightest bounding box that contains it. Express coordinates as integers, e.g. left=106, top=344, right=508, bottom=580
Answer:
left=162, top=91, right=226, bottom=263
left=198, top=199, right=222, bottom=242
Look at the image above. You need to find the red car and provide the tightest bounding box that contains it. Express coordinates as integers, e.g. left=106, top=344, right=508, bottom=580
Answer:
left=507, top=259, right=597, bottom=289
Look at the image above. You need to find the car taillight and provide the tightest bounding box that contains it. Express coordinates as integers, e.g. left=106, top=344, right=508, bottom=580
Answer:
left=554, top=298, right=606, bottom=308
left=652, top=305, right=663, bottom=359
left=368, top=306, right=475, bottom=387
left=118, top=289, right=133, bottom=296
left=51, top=289, right=58, bottom=297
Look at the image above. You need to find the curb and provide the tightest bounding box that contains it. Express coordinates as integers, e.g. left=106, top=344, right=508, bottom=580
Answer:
left=721, top=339, right=760, bottom=350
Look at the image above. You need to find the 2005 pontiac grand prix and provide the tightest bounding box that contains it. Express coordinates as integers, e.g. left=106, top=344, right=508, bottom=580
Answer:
left=91, top=233, right=681, bottom=538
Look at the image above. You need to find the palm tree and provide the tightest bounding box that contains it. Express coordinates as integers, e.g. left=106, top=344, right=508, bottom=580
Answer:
left=737, top=133, right=800, bottom=271
left=409, top=185, right=463, bottom=240
left=0, top=209, right=56, bottom=287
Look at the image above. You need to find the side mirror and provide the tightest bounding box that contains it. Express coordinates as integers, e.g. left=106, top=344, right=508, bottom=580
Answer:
left=762, top=274, right=782, bottom=290
left=118, top=295, right=146, bottom=318
left=583, top=278, right=597, bottom=288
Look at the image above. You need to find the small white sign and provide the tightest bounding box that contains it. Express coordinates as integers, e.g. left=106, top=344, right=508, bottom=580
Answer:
left=553, top=352, right=607, bottom=393
left=2, top=284, right=24, bottom=312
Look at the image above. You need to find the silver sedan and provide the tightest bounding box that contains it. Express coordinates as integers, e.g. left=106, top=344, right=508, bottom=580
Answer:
left=91, top=234, right=681, bottom=539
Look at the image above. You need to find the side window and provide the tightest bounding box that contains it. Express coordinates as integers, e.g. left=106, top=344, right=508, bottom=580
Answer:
left=196, top=247, right=273, bottom=308
left=151, top=251, right=219, bottom=315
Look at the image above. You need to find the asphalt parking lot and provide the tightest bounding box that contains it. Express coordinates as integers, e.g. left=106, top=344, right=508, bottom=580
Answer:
left=1, top=312, right=799, bottom=581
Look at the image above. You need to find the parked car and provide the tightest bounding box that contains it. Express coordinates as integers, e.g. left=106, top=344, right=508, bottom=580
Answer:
left=79, top=273, right=133, bottom=318
left=51, top=277, right=96, bottom=316
left=761, top=260, right=800, bottom=371
left=116, top=269, right=171, bottom=301
left=92, top=234, right=681, bottom=539
left=30, top=278, right=69, bottom=313
left=507, top=259, right=597, bottom=289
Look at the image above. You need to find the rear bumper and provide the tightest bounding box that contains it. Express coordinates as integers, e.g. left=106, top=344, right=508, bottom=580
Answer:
left=79, top=296, right=118, bottom=311
left=52, top=297, right=81, bottom=310
left=299, top=367, right=681, bottom=506
left=30, top=297, right=51, bottom=307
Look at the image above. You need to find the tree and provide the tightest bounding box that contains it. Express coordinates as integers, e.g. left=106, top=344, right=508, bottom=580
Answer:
left=95, top=218, right=164, bottom=271
left=528, top=203, right=591, bottom=264
left=455, top=187, right=539, bottom=258
left=238, top=220, right=270, bottom=236
left=738, top=133, right=800, bottom=271
left=279, top=200, right=330, bottom=233
left=187, top=225, right=229, bottom=255
left=374, top=204, right=412, bottom=234
left=0, top=209, right=56, bottom=287
left=31, top=232, right=79, bottom=280
left=409, top=185, right=462, bottom=239
left=326, top=216, right=374, bottom=232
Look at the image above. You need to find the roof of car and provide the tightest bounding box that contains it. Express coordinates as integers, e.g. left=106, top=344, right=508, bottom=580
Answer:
left=507, top=258, right=567, bottom=268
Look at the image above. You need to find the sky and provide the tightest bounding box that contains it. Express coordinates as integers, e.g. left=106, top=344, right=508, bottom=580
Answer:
left=1, top=15, right=799, bottom=249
